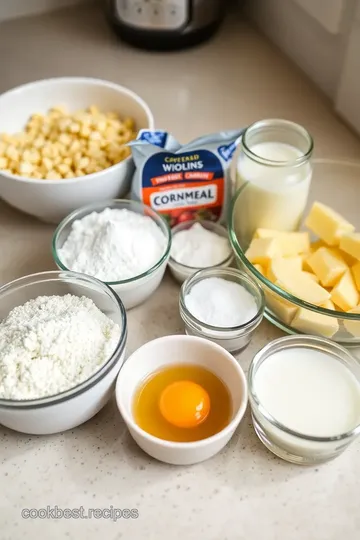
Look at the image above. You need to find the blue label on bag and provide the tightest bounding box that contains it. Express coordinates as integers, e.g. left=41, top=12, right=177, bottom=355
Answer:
left=137, top=130, right=168, bottom=148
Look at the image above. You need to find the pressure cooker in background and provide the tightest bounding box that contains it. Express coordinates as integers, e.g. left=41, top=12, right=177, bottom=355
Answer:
left=106, top=0, right=226, bottom=51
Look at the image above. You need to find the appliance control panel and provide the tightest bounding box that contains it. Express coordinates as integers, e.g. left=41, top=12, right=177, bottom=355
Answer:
left=115, top=0, right=189, bottom=30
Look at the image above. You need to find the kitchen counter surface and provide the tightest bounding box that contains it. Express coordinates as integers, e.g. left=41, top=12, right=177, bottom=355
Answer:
left=1, top=4, right=360, bottom=540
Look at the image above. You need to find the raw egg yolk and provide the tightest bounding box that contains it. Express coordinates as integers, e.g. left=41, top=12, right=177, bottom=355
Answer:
left=159, top=380, right=210, bottom=428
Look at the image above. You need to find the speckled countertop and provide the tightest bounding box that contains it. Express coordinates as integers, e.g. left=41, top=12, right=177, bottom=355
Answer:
left=1, top=4, right=360, bottom=540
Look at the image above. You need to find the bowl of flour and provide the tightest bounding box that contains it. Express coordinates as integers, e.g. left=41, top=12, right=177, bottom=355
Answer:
left=0, top=270, right=127, bottom=435
left=52, top=199, right=171, bottom=309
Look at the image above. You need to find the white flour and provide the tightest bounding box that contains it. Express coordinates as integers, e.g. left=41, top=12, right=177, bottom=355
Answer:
left=171, top=223, right=231, bottom=267
left=58, top=208, right=167, bottom=282
left=0, top=294, right=121, bottom=400
left=185, top=277, right=258, bottom=327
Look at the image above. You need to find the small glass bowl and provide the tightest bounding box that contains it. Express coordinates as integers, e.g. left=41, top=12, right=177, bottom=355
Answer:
left=248, top=335, right=360, bottom=465
left=52, top=199, right=171, bottom=310
left=0, top=271, right=127, bottom=435
left=179, top=267, right=265, bottom=353
left=168, top=219, right=234, bottom=284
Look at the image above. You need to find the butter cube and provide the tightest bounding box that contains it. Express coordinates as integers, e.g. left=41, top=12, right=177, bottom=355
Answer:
left=267, top=257, right=302, bottom=282
left=274, top=273, right=330, bottom=306
left=343, top=306, right=360, bottom=337
left=302, top=252, right=313, bottom=272
left=254, top=229, right=310, bottom=256
left=306, top=247, right=348, bottom=287
left=351, top=261, right=360, bottom=291
left=331, top=270, right=359, bottom=311
left=265, top=291, right=297, bottom=325
left=254, top=229, right=285, bottom=239
left=310, top=240, right=326, bottom=252
left=331, top=246, right=356, bottom=266
left=339, top=233, right=360, bottom=261
left=305, top=202, right=355, bottom=246
left=291, top=308, right=339, bottom=338
left=245, top=238, right=280, bottom=266
left=253, top=264, right=265, bottom=276
left=277, top=232, right=310, bottom=257
left=302, top=271, right=319, bottom=283
left=321, top=299, right=336, bottom=310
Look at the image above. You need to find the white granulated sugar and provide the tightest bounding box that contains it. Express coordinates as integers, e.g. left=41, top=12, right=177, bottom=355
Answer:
left=58, top=208, right=167, bottom=282
left=0, top=294, right=121, bottom=400
left=185, top=277, right=258, bottom=328
left=171, top=223, right=231, bottom=267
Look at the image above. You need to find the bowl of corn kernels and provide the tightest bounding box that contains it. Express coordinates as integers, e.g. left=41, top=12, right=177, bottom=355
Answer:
left=0, top=77, right=154, bottom=223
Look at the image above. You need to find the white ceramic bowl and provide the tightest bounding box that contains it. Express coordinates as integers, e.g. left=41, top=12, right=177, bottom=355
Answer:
left=52, top=199, right=172, bottom=310
left=0, top=77, right=154, bottom=223
left=0, top=271, right=127, bottom=435
left=115, top=335, right=248, bottom=465
left=168, top=220, right=234, bottom=284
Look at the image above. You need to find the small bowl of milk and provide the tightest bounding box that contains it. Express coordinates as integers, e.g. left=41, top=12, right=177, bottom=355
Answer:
left=248, top=334, right=360, bottom=465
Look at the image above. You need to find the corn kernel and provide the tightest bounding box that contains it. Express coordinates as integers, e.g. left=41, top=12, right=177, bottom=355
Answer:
left=0, top=156, right=8, bottom=169
left=18, top=161, right=34, bottom=175
left=46, top=170, right=62, bottom=180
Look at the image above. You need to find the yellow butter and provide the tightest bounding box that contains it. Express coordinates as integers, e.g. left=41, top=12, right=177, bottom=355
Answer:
left=310, top=240, right=326, bottom=252
left=305, top=202, right=355, bottom=246
left=245, top=238, right=280, bottom=266
left=253, top=263, right=265, bottom=276
left=265, top=291, right=297, bottom=325
left=343, top=306, right=360, bottom=337
left=331, top=270, right=359, bottom=311
left=321, top=299, right=336, bottom=310
left=331, top=246, right=356, bottom=266
left=291, top=308, right=339, bottom=338
left=339, top=233, right=360, bottom=261
left=302, top=271, right=319, bottom=283
left=274, top=273, right=330, bottom=306
left=351, top=261, right=360, bottom=291
left=267, top=257, right=302, bottom=282
left=276, top=232, right=310, bottom=257
left=254, top=229, right=285, bottom=239
left=306, top=247, right=348, bottom=287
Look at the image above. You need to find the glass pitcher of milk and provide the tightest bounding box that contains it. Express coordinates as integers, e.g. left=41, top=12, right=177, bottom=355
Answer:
left=236, top=119, right=313, bottom=242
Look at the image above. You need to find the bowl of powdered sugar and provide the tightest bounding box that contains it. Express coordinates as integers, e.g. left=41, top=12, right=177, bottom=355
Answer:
left=52, top=199, right=171, bottom=309
left=0, top=270, right=127, bottom=435
left=168, top=220, right=234, bottom=284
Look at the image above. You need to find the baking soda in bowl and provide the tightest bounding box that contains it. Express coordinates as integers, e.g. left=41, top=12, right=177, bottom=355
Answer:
left=130, top=129, right=244, bottom=227
left=185, top=277, right=258, bottom=328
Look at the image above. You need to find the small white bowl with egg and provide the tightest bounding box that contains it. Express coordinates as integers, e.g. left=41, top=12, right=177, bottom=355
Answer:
left=0, top=77, right=154, bottom=223
left=168, top=220, right=234, bottom=283
left=52, top=199, right=171, bottom=309
left=115, top=334, right=248, bottom=465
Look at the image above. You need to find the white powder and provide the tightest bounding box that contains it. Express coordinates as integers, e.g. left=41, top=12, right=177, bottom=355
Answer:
left=185, top=277, right=258, bottom=327
left=171, top=223, right=231, bottom=267
left=58, top=208, right=167, bottom=282
left=0, top=294, right=121, bottom=400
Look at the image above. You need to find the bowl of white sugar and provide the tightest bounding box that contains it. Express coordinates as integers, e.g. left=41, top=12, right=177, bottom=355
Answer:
left=0, top=270, right=127, bottom=435
left=52, top=199, right=171, bottom=309
left=179, top=267, right=265, bottom=353
left=168, top=220, right=234, bottom=284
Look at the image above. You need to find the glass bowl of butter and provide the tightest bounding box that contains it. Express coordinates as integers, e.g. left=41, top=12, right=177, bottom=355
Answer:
left=229, top=158, right=360, bottom=346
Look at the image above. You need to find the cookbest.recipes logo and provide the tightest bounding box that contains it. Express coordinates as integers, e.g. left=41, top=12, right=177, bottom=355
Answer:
left=21, top=506, right=139, bottom=522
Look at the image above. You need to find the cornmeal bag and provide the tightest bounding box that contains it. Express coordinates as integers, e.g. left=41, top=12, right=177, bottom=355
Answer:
left=130, top=129, right=244, bottom=227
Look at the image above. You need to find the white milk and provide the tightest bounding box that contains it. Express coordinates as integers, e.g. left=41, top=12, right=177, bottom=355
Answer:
left=255, top=348, right=360, bottom=441
left=236, top=142, right=312, bottom=242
